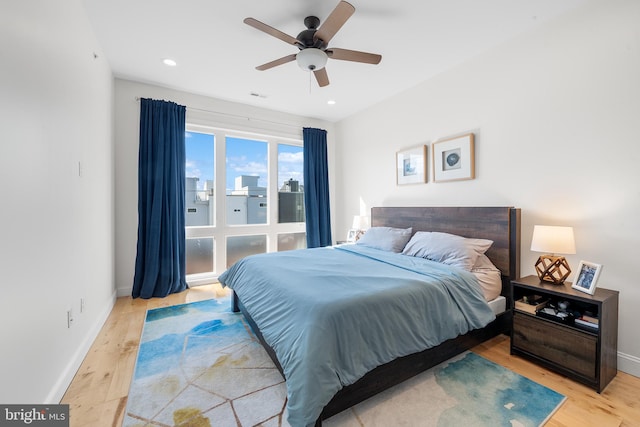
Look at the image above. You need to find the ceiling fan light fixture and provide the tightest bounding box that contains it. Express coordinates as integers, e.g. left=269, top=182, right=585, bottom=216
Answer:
left=296, top=48, right=327, bottom=71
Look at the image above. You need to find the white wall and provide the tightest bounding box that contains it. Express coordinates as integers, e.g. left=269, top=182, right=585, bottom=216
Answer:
left=0, top=0, right=115, bottom=403
left=114, top=79, right=335, bottom=297
left=335, top=0, right=640, bottom=376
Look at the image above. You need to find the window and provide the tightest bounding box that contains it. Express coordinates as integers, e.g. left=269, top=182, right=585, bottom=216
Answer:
left=185, top=131, right=215, bottom=227
left=185, top=131, right=215, bottom=279
left=184, top=126, right=306, bottom=285
left=277, top=232, right=306, bottom=251
left=185, top=238, right=214, bottom=275
left=225, top=137, right=268, bottom=225
left=278, top=143, right=305, bottom=223
left=226, top=235, right=267, bottom=268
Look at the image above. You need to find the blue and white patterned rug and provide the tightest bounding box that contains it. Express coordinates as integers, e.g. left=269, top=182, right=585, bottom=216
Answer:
left=123, top=298, right=565, bottom=427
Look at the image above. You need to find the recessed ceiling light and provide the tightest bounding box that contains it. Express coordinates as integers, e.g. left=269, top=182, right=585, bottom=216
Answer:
left=163, top=58, right=177, bottom=67
left=327, top=100, right=336, bottom=105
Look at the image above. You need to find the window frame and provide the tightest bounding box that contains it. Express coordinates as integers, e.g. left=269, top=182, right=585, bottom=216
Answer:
left=185, top=124, right=305, bottom=285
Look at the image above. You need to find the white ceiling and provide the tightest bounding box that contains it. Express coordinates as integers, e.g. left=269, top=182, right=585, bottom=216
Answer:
left=82, top=0, right=587, bottom=122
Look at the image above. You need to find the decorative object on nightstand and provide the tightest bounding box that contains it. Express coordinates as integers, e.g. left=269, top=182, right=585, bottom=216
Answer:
left=530, top=225, right=576, bottom=285
left=572, top=260, right=603, bottom=295
left=347, top=215, right=369, bottom=242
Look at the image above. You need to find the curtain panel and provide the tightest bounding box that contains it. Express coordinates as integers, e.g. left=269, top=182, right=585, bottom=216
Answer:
left=132, top=98, right=188, bottom=298
left=303, top=127, right=332, bottom=248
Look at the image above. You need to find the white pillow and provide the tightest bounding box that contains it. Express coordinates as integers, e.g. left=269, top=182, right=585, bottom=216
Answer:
left=402, top=231, right=493, bottom=271
left=356, top=227, right=413, bottom=253
left=471, top=253, right=502, bottom=301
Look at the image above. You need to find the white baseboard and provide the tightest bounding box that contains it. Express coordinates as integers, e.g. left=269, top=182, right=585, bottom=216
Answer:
left=117, top=285, right=131, bottom=297
left=46, top=289, right=118, bottom=403
left=618, top=351, right=640, bottom=378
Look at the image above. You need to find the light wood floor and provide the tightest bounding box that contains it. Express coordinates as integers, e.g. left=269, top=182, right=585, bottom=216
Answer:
left=61, top=284, right=640, bottom=427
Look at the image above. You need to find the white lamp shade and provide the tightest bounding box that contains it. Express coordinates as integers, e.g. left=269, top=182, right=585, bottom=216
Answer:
left=352, top=215, right=370, bottom=230
left=296, top=48, right=328, bottom=71
left=530, top=225, right=576, bottom=254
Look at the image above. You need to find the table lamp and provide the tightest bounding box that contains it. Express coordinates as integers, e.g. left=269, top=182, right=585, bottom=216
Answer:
left=530, top=225, right=576, bottom=285
left=350, top=215, right=370, bottom=241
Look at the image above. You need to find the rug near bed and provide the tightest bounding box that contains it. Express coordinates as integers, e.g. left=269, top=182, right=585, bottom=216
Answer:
left=123, top=298, right=566, bottom=427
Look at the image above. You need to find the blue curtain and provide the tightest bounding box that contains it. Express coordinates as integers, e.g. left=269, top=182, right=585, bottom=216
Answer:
left=303, top=127, right=332, bottom=247
left=132, top=98, right=188, bottom=298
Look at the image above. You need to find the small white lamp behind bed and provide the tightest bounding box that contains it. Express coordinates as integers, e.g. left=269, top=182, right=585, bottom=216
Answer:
left=530, top=225, right=576, bottom=285
left=347, top=215, right=370, bottom=242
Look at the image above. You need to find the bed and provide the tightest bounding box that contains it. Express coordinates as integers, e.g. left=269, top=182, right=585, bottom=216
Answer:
left=219, top=206, right=521, bottom=426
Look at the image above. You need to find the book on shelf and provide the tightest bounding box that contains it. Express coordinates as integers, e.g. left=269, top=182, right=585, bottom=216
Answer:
left=515, top=295, right=548, bottom=314
left=575, top=317, right=599, bottom=329
left=581, top=314, right=599, bottom=324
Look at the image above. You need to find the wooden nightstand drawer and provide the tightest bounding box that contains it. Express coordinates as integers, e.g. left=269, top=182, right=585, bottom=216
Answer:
left=513, top=313, right=597, bottom=380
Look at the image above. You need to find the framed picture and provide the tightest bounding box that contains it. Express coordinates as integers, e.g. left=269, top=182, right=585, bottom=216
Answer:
left=396, top=145, right=427, bottom=185
left=572, top=260, right=603, bottom=295
left=432, top=133, right=475, bottom=182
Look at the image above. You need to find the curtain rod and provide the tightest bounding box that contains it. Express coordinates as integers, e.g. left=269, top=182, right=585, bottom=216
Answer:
left=135, top=96, right=303, bottom=130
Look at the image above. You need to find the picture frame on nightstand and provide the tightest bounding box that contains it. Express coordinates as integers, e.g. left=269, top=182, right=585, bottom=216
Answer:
left=346, top=229, right=358, bottom=243
left=572, top=260, right=602, bottom=295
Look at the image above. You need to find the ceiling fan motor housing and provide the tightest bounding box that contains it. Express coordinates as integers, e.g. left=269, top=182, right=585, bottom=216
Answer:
left=297, top=16, right=325, bottom=49
left=304, top=16, right=320, bottom=30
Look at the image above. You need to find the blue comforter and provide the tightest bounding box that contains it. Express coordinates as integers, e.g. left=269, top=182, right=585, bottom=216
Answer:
left=218, top=244, right=495, bottom=427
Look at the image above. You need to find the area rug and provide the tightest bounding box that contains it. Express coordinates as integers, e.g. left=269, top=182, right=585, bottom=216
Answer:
left=123, top=298, right=566, bottom=427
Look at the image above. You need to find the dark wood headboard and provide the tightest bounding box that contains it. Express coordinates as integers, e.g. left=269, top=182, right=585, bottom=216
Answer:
left=371, top=207, right=521, bottom=280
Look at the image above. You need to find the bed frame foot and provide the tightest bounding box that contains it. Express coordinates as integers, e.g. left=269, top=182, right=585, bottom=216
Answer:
left=231, top=291, right=240, bottom=313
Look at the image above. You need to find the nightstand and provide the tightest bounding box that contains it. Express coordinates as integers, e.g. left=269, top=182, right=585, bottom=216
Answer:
left=510, top=275, right=619, bottom=392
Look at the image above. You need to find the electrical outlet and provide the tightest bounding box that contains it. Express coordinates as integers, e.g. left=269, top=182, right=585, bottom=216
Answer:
left=67, top=310, right=74, bottom=328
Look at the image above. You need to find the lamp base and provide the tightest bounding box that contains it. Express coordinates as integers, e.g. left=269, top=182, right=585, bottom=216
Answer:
left=535, top=255, right=571, bottom=285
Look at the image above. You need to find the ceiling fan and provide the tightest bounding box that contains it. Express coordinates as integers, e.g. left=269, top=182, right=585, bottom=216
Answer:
left=244, top=1, right=382, bottom=87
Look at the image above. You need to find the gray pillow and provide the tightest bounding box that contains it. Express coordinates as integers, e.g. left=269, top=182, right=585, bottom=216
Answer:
left=402, top=231, right=493, bottom=271
left=356, top=227, right=413, bottom=253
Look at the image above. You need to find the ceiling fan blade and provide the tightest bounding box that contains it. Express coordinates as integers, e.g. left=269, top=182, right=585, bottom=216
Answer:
left=314, top=68, right=330, bottom=87
left=244, top=17, right=300, bottom=46
left=314, top=1, right=355, bottom=45
left=327, top=48, right=382, bottom=64
left=256, top=54, right=297, bottom=71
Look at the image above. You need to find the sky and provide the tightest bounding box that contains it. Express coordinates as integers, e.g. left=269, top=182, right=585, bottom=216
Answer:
left=185, top=131, right=303, bottom=194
